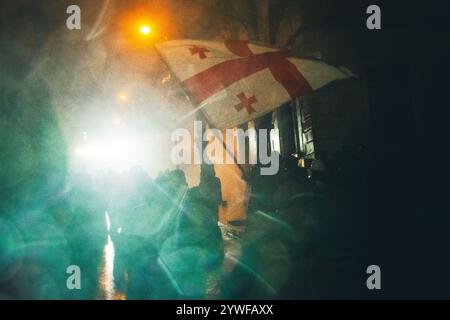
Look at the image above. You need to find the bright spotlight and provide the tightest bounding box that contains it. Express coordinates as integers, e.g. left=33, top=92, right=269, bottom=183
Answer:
left=75, top=147, right=85, bottom=157
left=118, top=93, right=127, bottom=101
left=74, top=130, right=144, bottom=173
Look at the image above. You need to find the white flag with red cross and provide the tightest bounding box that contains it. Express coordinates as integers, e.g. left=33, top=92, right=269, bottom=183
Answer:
left=156, top=39, right=354, bottom=128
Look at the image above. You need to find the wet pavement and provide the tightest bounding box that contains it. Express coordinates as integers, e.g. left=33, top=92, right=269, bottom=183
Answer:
left=98, top=223, right=243, bottom=300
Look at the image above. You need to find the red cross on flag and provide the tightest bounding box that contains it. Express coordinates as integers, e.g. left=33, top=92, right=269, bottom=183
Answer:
left=156, top=39, right=354, bottom=128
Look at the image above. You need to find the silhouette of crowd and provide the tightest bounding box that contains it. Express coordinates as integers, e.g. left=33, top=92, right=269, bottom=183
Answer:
left=221, top=150, right=365, bottom=299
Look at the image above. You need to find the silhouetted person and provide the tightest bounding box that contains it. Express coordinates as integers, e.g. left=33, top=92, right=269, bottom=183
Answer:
left=157, top=165, right=223, bottom=298
left=247, top=151, right=282, bottom=214
left=112, top=169, right=189, bottom=298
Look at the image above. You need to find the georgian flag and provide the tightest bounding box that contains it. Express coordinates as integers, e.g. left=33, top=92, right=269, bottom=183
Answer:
left=156, top=39, right=354, bottom=128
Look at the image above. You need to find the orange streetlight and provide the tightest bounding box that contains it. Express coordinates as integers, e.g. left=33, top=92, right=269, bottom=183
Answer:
left=139, top=25, right=152, bottom=36
left=119, top=7, right=168, bottom=48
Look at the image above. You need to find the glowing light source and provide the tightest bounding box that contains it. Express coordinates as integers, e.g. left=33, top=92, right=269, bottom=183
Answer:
left=119, top=7, right=165, bottom=48
left=73, top=130, right=144, bottom=173
left=139, top=25, right=151, bottom=35
left=118, top=93, right=127, bottom=101
left=75, top=147, right=85, bottom=157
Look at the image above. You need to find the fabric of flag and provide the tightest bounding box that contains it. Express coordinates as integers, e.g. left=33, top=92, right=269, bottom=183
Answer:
left=156, top=39, right=354, bottom=128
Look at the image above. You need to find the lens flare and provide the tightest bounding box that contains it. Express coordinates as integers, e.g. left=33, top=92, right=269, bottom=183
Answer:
left=73, top=130, right=144, bottom=173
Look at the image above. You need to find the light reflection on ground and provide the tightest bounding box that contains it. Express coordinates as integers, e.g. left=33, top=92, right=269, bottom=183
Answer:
left=98, top=223, right=243, bottom=300
left=98, top=235, right=119, bottom=300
